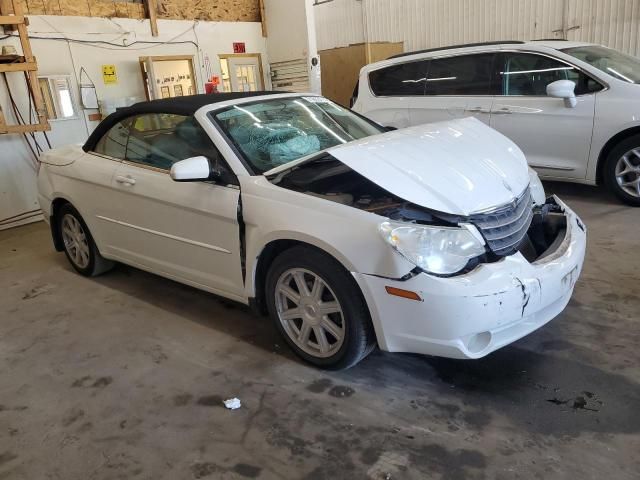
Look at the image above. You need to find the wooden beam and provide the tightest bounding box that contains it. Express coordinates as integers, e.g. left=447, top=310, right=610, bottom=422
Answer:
left=0, top=122, right=50, bottom=134
left=145, top=0, right=158, bottom=37
left=0, top=14, right=24, bottom=25
left=259, top=0, right=267, bottom=37
left=0, top=61, right=37, bottom=73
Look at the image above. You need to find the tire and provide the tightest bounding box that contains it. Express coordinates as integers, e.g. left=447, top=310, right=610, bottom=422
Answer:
left=603, top=134, right=640, bottom=206
left=265, top=245, right=376, bottom=370
left=57, top=203, right=114, bottom=276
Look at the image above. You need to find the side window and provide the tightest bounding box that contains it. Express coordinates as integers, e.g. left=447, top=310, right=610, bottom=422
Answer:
left=369, top=60, right=428, bottom=96
left=425, top=53, right=496, bottom=95
left=124, top=113, right=228, bottom=174
left=93, top=119, right=131, bottom=159
left=499, top=53, right=603, bottom=96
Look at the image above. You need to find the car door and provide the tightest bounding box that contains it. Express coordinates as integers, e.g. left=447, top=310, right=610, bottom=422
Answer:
left=79, top=118, right=131, bottom=257
left=108, top=113, right=245, bottom=300
left=490, top=52, right=600, bottom=179
left=408, top=52, right=496, bottom=126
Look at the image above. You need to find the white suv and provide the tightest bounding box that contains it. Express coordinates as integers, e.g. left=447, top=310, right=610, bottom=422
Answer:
left=352, top=40, right=640, bottom=206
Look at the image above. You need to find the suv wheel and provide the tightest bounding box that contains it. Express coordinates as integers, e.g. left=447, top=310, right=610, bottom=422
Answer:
left=265, top=246, right=376, bottom=369
left=604, top=135, right=640, bottom=206
left=58, top=204, right=114, bottom=276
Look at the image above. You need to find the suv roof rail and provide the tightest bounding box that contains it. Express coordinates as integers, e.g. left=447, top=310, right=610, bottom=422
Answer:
left=388, top=41, right=525, bottom=60
left=531, top=38, right=568, bottom=41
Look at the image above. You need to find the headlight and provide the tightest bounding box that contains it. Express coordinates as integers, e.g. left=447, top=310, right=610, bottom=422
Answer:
left=379, top=222, right=486, bottom=275
left=528, top=168, right=546, bottom=206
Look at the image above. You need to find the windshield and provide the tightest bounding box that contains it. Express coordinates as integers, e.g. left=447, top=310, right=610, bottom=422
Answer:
left=562, top=45, right=640, bottom=84
left=211, top=96, right=384, bottom=173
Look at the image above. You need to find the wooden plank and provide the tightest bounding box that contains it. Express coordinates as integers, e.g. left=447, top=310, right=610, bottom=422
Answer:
left=0, top=14, right=24, bottom=24
left=259, top=0, right=267, bottom=37
left=145, top=0, right=158, bottom=37
left=0, top=122, right=50, bottom=134
left=0, top=61, right=37, bottom=72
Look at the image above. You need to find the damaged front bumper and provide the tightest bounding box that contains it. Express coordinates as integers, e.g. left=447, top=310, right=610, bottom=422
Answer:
left=352, top=196, right=587, bottom=359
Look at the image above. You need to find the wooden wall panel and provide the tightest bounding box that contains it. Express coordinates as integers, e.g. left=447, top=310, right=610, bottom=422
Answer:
left=157, top=0, right=260, bottom=22
left=319, top=43, right=366, bottom=107
left=17, top=0, right=261, bottom=22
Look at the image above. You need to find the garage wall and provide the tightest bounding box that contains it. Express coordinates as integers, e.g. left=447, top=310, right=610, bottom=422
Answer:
left=314, top=0, right=640, bottom=57
left=0, top=15, right=268, bottom=230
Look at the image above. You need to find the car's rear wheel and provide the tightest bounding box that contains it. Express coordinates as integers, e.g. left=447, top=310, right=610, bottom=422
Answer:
left=265, top=246, right=376, bottom=369
left=58, top=204, right=114, bottom=276
left=604, top=135, right=640, bottom=206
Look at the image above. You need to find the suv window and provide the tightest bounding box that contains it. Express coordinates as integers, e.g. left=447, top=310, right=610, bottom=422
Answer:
left=369, top=60, right=427, bottom=96
left=93, top=119, right=131, bottom=159
left=498, top=52, right=603, bottom=96
left=124, top=113, right=227, bottom=172
left=425, top=53, right=496, bottom=95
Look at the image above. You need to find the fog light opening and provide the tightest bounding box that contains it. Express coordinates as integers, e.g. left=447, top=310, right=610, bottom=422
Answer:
left=467, top=331, right=492, bottom=354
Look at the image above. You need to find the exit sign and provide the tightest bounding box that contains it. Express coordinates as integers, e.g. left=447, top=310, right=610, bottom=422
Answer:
left=233, top=42, right=246, bottom=53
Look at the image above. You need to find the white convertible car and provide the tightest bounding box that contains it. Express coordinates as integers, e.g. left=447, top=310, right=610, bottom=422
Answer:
left=37, top=92, right=586, bottom=369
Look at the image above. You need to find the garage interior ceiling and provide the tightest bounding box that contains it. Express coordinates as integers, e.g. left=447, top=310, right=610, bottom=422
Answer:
left=315, top=0, right=640, bottom=57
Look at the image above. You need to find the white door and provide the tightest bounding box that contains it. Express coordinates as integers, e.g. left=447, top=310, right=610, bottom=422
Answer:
left=107, top=113, right=245, bottom=300
left=490, top=52, right=599, bottom=179
left=409, top=52, right=495, bottom=126
left=227, top=55, right=264, bottom=92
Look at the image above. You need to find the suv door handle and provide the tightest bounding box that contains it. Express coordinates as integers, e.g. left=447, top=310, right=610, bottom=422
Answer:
left=115, top=175, right=136, bottom=186
left=466, top=107, right=491, bottom=114
left=493, top=107, right=513, bottom=115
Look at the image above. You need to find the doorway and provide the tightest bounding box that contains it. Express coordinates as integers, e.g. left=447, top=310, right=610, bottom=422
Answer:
left=219, top=54, right=265, bottom=92
left=139, top=55, right=197, bottom=100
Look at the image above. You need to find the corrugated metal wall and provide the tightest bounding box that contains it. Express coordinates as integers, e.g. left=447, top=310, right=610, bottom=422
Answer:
left=315, top=0, right=640, bottom=57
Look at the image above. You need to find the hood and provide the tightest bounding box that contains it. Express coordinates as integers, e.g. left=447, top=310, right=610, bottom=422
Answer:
left=325, top=117, right=530, bottom=216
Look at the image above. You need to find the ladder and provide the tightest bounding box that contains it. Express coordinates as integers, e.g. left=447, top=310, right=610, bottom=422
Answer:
left=0, top=0, right=49, bottom=134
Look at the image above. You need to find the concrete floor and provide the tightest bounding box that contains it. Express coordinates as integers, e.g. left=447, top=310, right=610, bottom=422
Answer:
left=0, top=183, right=639, bottom=480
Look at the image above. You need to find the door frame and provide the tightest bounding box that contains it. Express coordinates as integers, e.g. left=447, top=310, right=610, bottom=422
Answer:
left=218, top=53, right=265, bottom=91
left=139, top=55, right=198, bottom=101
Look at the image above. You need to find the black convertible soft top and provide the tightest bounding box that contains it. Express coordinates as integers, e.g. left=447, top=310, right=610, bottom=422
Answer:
left=83, top=91, right=285, bottom=152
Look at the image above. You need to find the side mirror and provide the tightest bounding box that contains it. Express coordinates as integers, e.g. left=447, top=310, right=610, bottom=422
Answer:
left=546, top=80, right=577, bottom=108
left=170, top=156, right=213, bottom=182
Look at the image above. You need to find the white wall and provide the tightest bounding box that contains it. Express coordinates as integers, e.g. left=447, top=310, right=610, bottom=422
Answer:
left=264, top=0, right=309, bottom=63
left=314, top=0, right=640, bottom=56
left=0, top=15, right=268, bottom=229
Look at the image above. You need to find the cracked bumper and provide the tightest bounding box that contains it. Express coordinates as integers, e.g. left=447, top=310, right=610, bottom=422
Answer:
left=353, top=198, right=587, bottom=359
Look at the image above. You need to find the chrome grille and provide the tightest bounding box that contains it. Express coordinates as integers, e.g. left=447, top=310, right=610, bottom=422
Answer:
left=470, top=187, right=534, bottom=256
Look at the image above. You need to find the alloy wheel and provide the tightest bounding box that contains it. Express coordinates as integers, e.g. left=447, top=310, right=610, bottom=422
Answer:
left=61, top=214, right=90, bottom=269
left=274, top=268, right=345, bottom=358
left=615, top=148, right=640, bottom=198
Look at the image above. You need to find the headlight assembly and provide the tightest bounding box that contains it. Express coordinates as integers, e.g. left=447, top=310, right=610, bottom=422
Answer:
left=379, top=221, right=486, bottom=275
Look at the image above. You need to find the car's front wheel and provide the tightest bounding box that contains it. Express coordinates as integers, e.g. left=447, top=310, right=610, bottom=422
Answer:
left=604, top=135, right=640, bottom=206
left=265, top=246, right=376, bottom=369
left=57, top=203, right=114, bottom=276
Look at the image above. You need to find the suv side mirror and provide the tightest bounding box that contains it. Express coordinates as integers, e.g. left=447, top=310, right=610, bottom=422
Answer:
left=546, top=80, right=577, bottom=108
left=170, top=156, right=213, bottom=182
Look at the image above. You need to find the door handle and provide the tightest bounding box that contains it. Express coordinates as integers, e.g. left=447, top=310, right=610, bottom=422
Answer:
left=115, top=175, right=136, bottom=186
left=493, top=107, right=513, bottom=115
left=466, top=107, right=491, bottom=114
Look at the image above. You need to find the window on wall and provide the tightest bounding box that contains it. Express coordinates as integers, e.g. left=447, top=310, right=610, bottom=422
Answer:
left=368, top=60, right=428, bottom=96
left=498, top=53, right=604, bottom=96
left=38, top=75, right=78, bottom=120
left=425, top=53, right=496, bottom=96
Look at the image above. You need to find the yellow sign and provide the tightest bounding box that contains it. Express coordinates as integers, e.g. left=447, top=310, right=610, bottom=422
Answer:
left=102, top=65, right=117, bottom=84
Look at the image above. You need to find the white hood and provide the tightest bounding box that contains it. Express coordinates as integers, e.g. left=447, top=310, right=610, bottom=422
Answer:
left=327, top=117, right=530, bottom=216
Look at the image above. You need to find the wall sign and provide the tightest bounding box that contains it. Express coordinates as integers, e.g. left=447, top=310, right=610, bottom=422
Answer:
left=102, top=65, right=118, bottom=84
left=233, top=42, right=246, bottom=54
